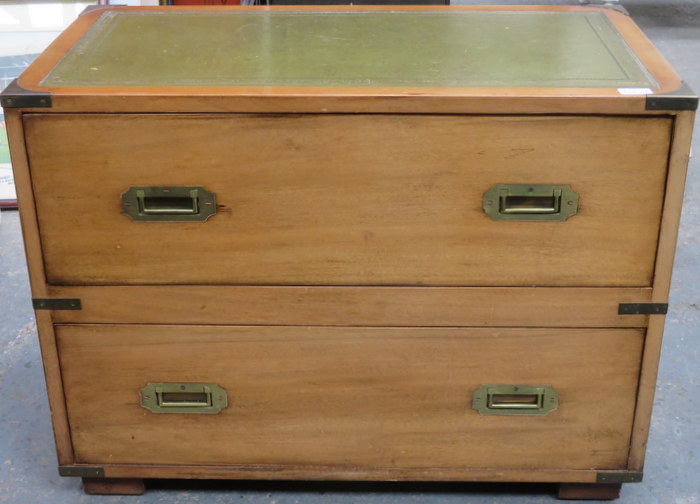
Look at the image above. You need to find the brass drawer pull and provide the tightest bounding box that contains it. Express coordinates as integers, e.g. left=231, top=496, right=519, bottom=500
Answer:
left=121, top=186, right=217, bottom=222
left=483, top=184, right=579, bottom=221
left=140, top=383, right=227, bottom=414
left=472, top=384, right=558, bottom=416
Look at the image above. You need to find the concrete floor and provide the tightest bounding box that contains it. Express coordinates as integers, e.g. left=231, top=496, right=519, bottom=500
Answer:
left=1, top=1, right=699, bottom=503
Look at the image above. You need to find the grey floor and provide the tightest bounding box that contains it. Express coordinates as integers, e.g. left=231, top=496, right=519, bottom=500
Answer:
left=1, top=1, right=700, bottom=503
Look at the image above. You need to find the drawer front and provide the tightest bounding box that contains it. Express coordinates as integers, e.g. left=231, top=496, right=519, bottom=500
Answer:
left=26, top=114, right=670, bottom=286
left=57, top=325, right=643, bottom=470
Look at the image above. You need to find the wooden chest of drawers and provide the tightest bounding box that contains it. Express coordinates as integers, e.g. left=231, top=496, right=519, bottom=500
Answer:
left=2, top=5, right=696, bottom=500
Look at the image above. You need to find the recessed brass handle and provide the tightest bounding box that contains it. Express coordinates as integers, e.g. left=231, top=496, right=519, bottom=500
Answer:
left=121, top=186, right=217, bottom=222
left=140, top=383, right=228, bottom=414
left=472, top=384, right=558, bottom=416
left=483, top=184, right=579, bottom=221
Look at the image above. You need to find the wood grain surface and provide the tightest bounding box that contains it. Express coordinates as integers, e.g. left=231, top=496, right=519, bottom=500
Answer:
left=26, top=113, right=671, bottom=287
left=57, top=325, right=643, bottom=470
left=5, top=110, right=75, bottom=464
left=47, top=285, right=653, bottom=328
left=628, top=110, right=696, bottom=469
left=99, top=464, right=600, bottom=483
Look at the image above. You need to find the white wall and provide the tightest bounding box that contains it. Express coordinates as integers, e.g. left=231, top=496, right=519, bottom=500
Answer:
left=0, top=3, right=95, bottom=56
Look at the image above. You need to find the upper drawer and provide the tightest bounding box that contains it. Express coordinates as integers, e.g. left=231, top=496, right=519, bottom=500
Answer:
left=24, top=113, right=671, bottom=286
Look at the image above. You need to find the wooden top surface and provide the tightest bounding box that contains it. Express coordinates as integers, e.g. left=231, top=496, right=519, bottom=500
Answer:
left=11, top=5, right=690, bottom=113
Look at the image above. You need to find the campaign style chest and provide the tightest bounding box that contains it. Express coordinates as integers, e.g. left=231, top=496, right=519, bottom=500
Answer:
left=2, top=5, right=696, bottom=500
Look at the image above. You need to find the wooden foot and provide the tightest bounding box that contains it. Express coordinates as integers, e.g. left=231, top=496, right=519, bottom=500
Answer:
left=82, top=478, right=145, bottom=495
left=558, top=483, right=622, bottom=500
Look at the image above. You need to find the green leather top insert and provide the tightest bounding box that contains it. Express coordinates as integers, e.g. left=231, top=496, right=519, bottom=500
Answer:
left=42, top=10, right=657, bottom=88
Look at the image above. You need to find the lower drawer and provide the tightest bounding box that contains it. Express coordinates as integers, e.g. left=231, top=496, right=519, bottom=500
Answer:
left=56, top=325, right=643, bottom=470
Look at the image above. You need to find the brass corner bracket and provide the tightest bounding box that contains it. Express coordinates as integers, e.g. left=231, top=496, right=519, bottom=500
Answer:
left=618, top=303, right=668, bottom=315
left=0, top=79, right=52, bottom=108
left=33, top=298, right=82, bottom=310
left=646, top=81, right=698, bottom=111
left=596, top=472, right=643, bottom=484
left=59, top=466, right=105, bottom=478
